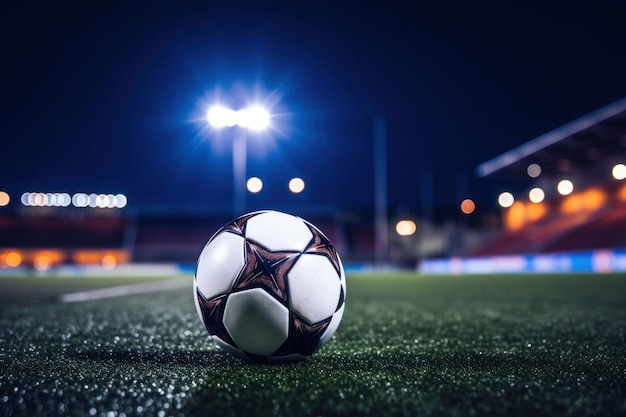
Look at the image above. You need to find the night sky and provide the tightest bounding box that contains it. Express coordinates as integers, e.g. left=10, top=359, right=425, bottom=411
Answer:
left=3, top=2, right=626, bottom=214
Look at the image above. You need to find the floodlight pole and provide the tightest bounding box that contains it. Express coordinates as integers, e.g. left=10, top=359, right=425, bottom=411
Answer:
left=232, top=130, right=247, bottom=217
left=373, top=114, right=388, bottom=267
left=207, top=104, right=269, bottom=217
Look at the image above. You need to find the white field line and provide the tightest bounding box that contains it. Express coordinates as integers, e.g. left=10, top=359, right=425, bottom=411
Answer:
left=60, top=275, right=190, bottom=303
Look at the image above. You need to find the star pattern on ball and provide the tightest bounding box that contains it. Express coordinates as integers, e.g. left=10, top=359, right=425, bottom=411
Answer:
left=274, top=314, right=331, bottom=356
left=303, top=224, right=342, bottom=275
left=233, top=240, right=300, bottom=305
left=222, top=212, right=259, bottom=237
left=196, top=293, right=236, bottom=346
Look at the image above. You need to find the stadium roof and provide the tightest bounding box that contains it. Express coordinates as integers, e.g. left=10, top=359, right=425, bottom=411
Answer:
left=476, top=97, right=626, bottom=179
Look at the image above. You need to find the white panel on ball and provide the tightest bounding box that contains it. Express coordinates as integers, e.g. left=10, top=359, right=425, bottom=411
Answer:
left=245, top=211, right=313, bottom=252
left=287, top=254, right=341, bottom=325
left=223, top=288, right=290, bottom=356
left=195, top=232, right=246, bottom=300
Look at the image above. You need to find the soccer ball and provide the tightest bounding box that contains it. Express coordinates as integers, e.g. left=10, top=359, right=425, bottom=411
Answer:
left=193, top=210, right=346, bottom=363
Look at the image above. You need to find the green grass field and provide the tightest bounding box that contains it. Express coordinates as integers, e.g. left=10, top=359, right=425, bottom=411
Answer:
left=1, top=272, right=625, bottom=416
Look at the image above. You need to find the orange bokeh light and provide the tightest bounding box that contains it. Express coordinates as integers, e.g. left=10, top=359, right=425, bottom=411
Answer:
left=619, top=183, right=626, bottom=201
left=102, top=255, right=118, bottom=269
left=4, top=251, right=22, bottom=267
left=0, top=191, right=9, bottom=207
left=561, top=194, right=584, bottom=214
left=582, top=188, right=606, bottom=211
left=395, top=220, right=417, bottom=236
left=34, top=256, right=51, bottom=271
left=73, top=250, right=129, bottom=265
left=505, top=201, right=526, bottom=231
left=460, top=199, right=476, bottom=214
left=526, top=202, right=547, bottom=222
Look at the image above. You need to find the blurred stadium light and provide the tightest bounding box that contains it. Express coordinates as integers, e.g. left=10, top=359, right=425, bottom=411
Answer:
left=0, top=191, right=9, bottom=207
left=525, top=200, right=547, bottom=222
left=528, top=187, right=545, bottom=203
left=288, top=177, right=305, bottom=194
left=557, top=179, right=574, bottom=195
left=395, top=220, right=416, bottom=236
left=101, top=255, right=117, bottom=270
left=247, top=177, right=263, bottom=193
left=505, top=201, right=526, bottom=231
left=527, top=163, right=541, bottom=178
left=3, top=251, right=22, bottom=268
left=460, top=199, right=475, bottom=214
left=613, top=163, right=626, bottom=180
left=207, top=104, right=271, bottom=216
left=20, top=192, right=127, bottom=209
left=498, top=192, right=514, bottom=208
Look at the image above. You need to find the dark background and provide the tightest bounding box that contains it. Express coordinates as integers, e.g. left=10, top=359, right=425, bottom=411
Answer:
left=3, top=1, right=626, bottom=212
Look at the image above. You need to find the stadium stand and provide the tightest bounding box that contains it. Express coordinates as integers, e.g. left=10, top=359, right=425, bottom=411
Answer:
left=547, top=201, right=626, bottom=252
left=0, top=212, right=126, bottom=249
left=0, top=211, right=129, bottom=269
left=465, top=209, right=589, bottom=256
left=470, top=97, right=626, bottom=257
left=132, top=214, right=232, bottom=263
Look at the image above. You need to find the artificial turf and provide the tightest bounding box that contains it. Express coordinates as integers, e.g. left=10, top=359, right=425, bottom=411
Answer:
left=1, top=272, right=625, bottom=416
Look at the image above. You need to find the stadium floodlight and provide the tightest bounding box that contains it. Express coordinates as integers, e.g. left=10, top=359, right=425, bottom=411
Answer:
left=207, top=106, right=238, bottom=128
left=207, top=105, right=270, bottom=131
left=206, top=103, right=272, bottom=215
left=236, top=106, right=270, bottom=131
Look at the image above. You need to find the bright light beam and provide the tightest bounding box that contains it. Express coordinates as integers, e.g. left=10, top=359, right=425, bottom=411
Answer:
left=207, top=105, right=270, bottom=131
left=207, top=106, right=237, bottom=128
left=237, top=106, right=270, bottom=130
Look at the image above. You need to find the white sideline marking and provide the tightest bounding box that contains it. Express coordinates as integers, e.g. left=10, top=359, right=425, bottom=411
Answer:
left=60, top=276, right=190, bottom=303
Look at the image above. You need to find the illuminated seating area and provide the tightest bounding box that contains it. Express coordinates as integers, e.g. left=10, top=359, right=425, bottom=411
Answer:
left=467, top=184, right=626, bottom=257
left=547, top=203, right=626, bottom=253
left=0, top=213, right=128, bottom=270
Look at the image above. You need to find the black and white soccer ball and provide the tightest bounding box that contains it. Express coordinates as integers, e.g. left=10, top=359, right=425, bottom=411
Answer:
left=193, top=210, right=346, bottom=363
